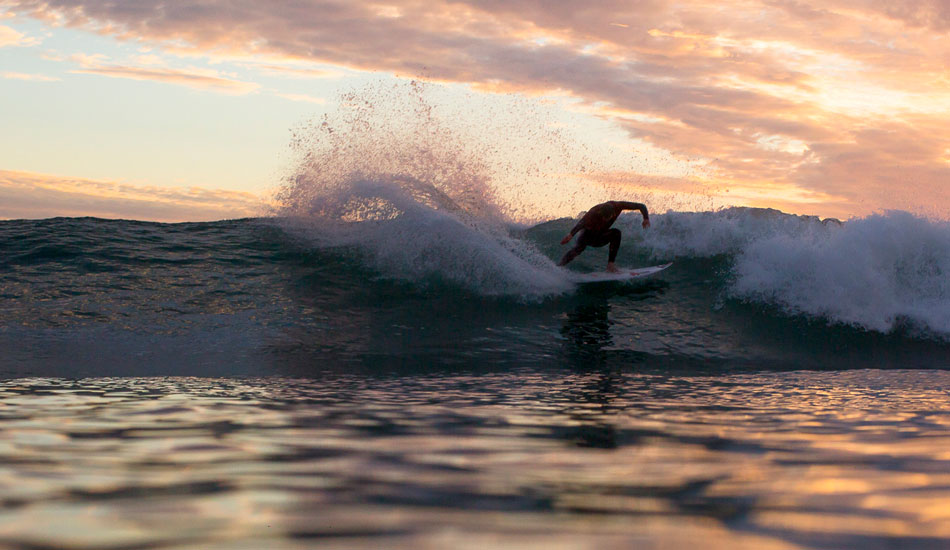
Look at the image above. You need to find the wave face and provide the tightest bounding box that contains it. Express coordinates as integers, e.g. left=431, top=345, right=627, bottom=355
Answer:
left=2, top=206, right=949, bottom=377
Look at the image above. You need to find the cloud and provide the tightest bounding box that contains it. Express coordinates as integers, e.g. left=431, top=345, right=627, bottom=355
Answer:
left=795, top=120, right=950, bottom=216
left=69, top=53, right=260, bottom=94
left=0, top=24, right=21, bottom=46
left=274, top=92, right=325, bottom=104
left=0, top=23, right=37, bottom=46
left=0, top=170, right=263, bottom=222
left=5, top=0, right=950, bottom=217
left=870, top=0, right=950, bottom=32
left=246, top=63, right=342, bottom=79
left=3, top=71, right=59, bottom=81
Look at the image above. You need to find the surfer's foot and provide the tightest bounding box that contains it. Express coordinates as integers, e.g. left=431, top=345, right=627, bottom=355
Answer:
left=605, top=262, right=619, bottom=273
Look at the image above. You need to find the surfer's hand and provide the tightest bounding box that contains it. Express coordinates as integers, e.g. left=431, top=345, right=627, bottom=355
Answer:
left=642, top=219, right=651, bottom=229
left=560, top=234, right=572, bottom=245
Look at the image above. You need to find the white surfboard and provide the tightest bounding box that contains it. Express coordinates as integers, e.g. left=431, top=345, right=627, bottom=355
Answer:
left=573, top=262, right=672, bottom=283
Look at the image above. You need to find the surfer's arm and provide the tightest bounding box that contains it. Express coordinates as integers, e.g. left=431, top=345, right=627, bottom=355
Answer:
left=614, top=201, right=650, bottom=228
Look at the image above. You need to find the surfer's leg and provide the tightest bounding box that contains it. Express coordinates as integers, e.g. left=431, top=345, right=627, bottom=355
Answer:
left=562, top=230, right=620, bottom=269
left=581, top=229, right=618, bottom=257
left=558, top=242, right=587, bottom=266
left=606, top=228, right=621, bottom=263
left=558, top=230, right=589, bottom=266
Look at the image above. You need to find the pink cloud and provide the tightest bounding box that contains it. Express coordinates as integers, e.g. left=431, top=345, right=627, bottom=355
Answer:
left=870, top=0, right=950, bottom=32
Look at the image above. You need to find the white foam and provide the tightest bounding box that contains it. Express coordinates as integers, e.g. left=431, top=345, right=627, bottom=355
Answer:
left=733, top=212, right=950, bottom=335
left=639, top=208, right=950, bottom=336
left=639, top=207, right=828, bottom=258
left=280, top=177, right=572, bottom=297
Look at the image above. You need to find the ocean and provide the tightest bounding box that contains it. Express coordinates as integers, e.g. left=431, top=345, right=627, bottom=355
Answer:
left=2, top=200, right=950, bottom=548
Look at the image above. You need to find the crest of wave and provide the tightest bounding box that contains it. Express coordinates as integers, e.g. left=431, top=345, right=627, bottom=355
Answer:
left=639, top=208, right=950, bottom=336
left=731, top=211, right=950, bottom=336
left=273, top=81, right=572, bottom=296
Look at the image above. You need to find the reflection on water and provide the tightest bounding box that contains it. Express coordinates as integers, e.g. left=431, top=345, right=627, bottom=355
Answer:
left=1, top=370, right=950, bottom=549
left=561, top=300, right=613, bottom=368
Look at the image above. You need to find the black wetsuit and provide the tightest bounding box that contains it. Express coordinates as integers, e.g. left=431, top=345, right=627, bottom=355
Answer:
left=558, top=201, right=649, bottom=266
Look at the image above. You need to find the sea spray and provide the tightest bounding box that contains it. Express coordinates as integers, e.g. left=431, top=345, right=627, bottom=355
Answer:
left=291, top=177, right=570, bottom=296
left=275, top=80, right=608, bottom=224
left=273, top=81, right=590, bottom=296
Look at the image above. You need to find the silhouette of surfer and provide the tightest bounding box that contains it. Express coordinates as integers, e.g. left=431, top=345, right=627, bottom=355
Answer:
left=558, top=201, right=650, bottom=272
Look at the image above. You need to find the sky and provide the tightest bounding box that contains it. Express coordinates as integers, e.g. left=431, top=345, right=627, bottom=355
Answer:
left=2, top=0, right=949, bottom=222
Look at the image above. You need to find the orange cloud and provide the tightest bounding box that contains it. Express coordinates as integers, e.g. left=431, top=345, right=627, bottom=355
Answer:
left=0, top=170, right=263, bottom=222
left=70, top=54, right=260, bottom=94
left=0, top=23, right=32, bottom=46
left=3, top=71, right=59, bottom=81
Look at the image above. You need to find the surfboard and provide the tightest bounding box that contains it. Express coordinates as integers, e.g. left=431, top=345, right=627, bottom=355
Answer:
left=573, top=262, right=672, bottom=283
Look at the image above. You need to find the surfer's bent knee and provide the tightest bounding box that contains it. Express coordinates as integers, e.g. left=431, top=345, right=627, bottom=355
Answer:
left=608, top=228, right=621, bottom=246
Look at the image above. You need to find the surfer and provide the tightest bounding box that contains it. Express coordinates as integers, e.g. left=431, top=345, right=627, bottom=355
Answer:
left=558, top=201, right=650, bottom=272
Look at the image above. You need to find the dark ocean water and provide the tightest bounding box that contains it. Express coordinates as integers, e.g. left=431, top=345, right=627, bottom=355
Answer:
left=2, top=211, right=950, bottom=549
left=2, top=213, right=948, bottom=376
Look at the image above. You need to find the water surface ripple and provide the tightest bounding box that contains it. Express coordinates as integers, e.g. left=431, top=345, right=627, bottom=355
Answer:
left=1, top=371, right=949, bottom=549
